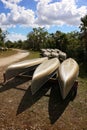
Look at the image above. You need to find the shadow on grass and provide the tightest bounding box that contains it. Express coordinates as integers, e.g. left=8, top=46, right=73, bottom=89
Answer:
left=48, top=82, right=72, bottom=124
left=0, top=76, right=31, bottom=93
left=17, top=80, right=75, bottom=124
left=16, top=82, right=51, bottom=115
left=0, top=74, right=77, bottom=124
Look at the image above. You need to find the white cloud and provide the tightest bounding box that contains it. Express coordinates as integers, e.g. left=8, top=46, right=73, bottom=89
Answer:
left=35, top=0, right=87, bottom=27
left=34, top=0, right=52, bottom=3
left=6, top=33, right=27, bottom=42
left=0, top=0, right=87, bottom=41
left=0, top=0, right=87, bottom=29
left=1, top=0, right=22, bottom=5
left=0, top=0, right=35, bottom=29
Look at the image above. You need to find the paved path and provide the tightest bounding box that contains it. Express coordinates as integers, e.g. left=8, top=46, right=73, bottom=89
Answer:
left=0, top=49, right=29, bottom=67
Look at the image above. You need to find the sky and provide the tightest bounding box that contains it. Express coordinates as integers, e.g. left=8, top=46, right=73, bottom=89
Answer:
left=0, top=0, right=87, bottom=42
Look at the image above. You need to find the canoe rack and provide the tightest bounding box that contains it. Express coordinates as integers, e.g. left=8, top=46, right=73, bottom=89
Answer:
left=2, top=72, right=78, bottom=101
left=3, top=72, right=58, bottom=85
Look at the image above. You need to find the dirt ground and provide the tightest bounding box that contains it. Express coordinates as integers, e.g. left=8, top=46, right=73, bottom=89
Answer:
left=0, top=49, right=29, bottom=67
left=0, top=62, right=87, bottom=130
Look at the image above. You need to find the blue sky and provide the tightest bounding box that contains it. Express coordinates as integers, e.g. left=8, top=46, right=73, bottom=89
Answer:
left=0, top=0, right=87, bottom=42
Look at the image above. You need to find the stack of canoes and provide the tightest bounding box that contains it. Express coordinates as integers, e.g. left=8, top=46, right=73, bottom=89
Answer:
left=3, top=54, right=79, bottom=100
left=31, top=57, right=79, bottom=100
left=59, top=51, right=67, bottom=61
left=51, top=52, right=59, bottom=58
left=43, top=51, right=51, bottom=58
left=40, top=48, right=67, bottom=61
left=4, top=57, right=48, bottom=82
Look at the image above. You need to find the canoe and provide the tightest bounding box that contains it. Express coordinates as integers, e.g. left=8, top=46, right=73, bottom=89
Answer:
left=59, top=51, right=67, bottom=61
left=54, top=49, right=60, bottom=53
left=4, top=57, right=48, bottom=82
left=31, top=58, right=60, bottom=95
left=47, top=49, right=52, bottom=52
left=43, top=51, right=51, bottom=57
left=40, top=49, right=47, bottom=53
left=51, top=52, right=59, bottom=58
left=58, top=58, right=79, bottom=99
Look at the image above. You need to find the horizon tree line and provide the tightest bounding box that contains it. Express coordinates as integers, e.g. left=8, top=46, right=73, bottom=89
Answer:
left=0, top=15, right=87, bottom=63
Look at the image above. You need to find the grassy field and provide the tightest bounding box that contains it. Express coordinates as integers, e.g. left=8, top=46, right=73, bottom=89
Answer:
left=23, top=50, right=40, bottom=60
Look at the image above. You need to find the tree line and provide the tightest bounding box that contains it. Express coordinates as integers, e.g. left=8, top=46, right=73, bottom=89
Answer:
left=0, top=15, right=87, bottom=63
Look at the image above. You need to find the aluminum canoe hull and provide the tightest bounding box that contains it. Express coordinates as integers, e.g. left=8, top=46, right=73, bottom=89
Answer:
left=58, top=58, right=79, bottom=99
left=59, top=51, right=67, bottom=61
left=4, top=57, right=48, bottom=82
left=51, top=52, right=59, bottom=58
left=31, top=58, right=60, bottom=95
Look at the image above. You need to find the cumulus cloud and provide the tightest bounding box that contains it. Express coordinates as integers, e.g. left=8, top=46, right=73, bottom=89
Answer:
left=35, top=0, right=87, bottom=27
left=0, top=0, right=87, bottom=41
left=0, top=0, right=35, bottom=29
left=6, top=32, right=27, bottom=42
left=0, top=0, right=87, bottom=29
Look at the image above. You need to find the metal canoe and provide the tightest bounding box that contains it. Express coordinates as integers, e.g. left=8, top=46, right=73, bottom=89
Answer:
left=31, top=58, right=60, bottom=95
left=4, top=57, right=48, bottom=82
left=58, top=58, right=79, bottom=99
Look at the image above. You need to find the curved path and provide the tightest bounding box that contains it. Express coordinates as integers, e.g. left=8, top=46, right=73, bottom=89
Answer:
left=0, top=49, right=29, bottom=67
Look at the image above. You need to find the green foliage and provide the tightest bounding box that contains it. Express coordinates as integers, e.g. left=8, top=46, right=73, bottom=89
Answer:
left=0, top=28, right=4, bottom=46
left=0, top=28, right=8, bottom=47
left=66, top=31, right=81, bottom=60
left=79, top=15, right=87, bottom=62
left=79, top=62, right=87, bottom=78
left=27, top=27, right=49, bottom=50
left=54, top=31, right=68, bottom=51
left=5, top=40, right=14, bottom=48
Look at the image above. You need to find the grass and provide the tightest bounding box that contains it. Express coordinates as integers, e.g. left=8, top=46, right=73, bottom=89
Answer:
left=0, top=49, right=40, bottom=59
left=72, top=62, right=87, bottom=118
left=21, top=50, right=40, bottom=60
left=28, top=50, right=40, bottom=59
left=0, top=49, right=17, bottom=58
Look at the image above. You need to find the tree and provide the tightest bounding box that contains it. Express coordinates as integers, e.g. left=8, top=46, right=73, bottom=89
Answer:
left=5, top=40, right=14, bottom=48
left=53, top=31, right=68, bottom=51
left=46, top=33, right=56, bottom=49
left=66, top=31, right=81, bottom=60
left=0, top=28, right=3, bottom=46
left=79, top=15, right=87, bottom=61
left=27, top=27, right=48, bottom=50
left=0, top=28, right=8, bottom=47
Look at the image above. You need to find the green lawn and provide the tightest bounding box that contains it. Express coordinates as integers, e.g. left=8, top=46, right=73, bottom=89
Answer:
left=21, top=50, right=40, bottom=60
